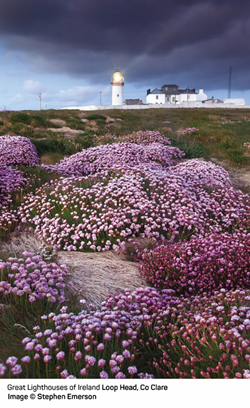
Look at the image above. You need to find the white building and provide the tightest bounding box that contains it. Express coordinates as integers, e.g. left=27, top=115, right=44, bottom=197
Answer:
left=146, top=88, right=165, bottom=104
left=146, top=84, right=207, bottom=104
left=111, top=69, right=124, bottom=105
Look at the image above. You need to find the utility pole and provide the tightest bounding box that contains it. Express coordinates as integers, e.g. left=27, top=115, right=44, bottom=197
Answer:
left=39, top=93, right=42, bottom=110
left=228, top=66, right=232, bottom=99
left=100, top=91, right=102, bottom=105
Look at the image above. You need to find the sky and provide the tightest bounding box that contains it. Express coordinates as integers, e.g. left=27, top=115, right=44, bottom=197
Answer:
left=0, top=0, right=250, bottom=110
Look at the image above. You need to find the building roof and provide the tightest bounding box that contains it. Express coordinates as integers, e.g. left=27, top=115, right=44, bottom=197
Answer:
left=179, top=88, right=197, bottom=94
left=161, top=85, right=179, bottom=95
left=149, top=88, right=165, bottom=95
left=161, top=84, right=178, bottom=88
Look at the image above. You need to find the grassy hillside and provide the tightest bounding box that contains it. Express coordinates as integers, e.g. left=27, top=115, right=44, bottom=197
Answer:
left=1, top=108, right=250, bottom=166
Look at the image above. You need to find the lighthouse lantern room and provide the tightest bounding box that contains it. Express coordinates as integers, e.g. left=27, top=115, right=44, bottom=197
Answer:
left=111, top=68, right=124, bottom=105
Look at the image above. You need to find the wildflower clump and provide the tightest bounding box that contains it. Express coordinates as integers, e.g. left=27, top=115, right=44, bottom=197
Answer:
left=106, top=130, right=172, bottom=145
left=0, top=136, right=40, bottom=167
left=0, top=165, right=28, bottom=236
left=18, top=156, right=250, bottom=253
left=0, top=252, right=69, bottom=304
left=182, top=127, right=199, bottom=135
left=139, top=232, right=250, bottom=295
left=42, top=141, right=184, bottom=176
left=2, top=287, right=250, bottom=379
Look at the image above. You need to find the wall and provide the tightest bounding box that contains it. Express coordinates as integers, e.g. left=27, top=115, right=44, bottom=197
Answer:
left=146, top=93, right=166, bottom=104
left=62, top=102, right=250, bottom=110
left=224, top=98, right=245, bottom=105
left=179, top=93, right=197, bottom=102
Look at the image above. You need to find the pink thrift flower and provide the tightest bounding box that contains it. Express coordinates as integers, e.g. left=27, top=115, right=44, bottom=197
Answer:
left=21, top=356, right=30, bottom=364
left=97, top=343, right=105, bottom=352
left=85, top=355, right=96, bottom=366
left=128, top=366, right=137, bottom=375
left=11, top=364, right=22, bottom=375
left=60, top=369, right=69, bottom=378
left=116, top=355, right=124, bottom=364
left=6, top=356, right=18, bottom=367
left=122, top=350, right=131, bottom=359
left=115, top=372, right=126, bottom=379
left=0, top=364, right=6, bottom=376
left=80, top=368, right=87, bottom=377
left=56, top=351, right=65, bottom=361
left=109, top=359, right=117, bottom=368
left=100, top=371, right=109, bottom=379
left=98, top=359, right=106, bottom=368
left=43, top=355, right=52, bottom=363
left=74, top=351, right=82, bottom=361
left=104, top=333, right=111, bottom=341
left=25, top=342, right=35, bottom=351
left=111, top=366, right=120, bottom=374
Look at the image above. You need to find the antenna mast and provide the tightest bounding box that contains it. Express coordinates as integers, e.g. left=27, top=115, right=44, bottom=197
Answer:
left=228, top=66, right=232, bottom=99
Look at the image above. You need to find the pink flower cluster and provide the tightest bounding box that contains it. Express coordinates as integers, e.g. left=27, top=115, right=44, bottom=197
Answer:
left=244, top=142, right=250, bottom=149
left=42, top=141, right=184, bottom=176
left=0, top=165, right=27, bottom=235
left=18, top=158, right=247, bottom=252
left=106, top=130, right=172, bottom=146
left=139, top=232, right=250, bottom=295
left=0, top=252, right=69, bottom=303
left=2, top=286, right=250, bottom=379
left=0, top=135, right=40, bottom=167
left=182, top=127, right=199, bottom=135
left=0, top=165, right=27, bottom=207
left=166, top=159, right=232, bottom=189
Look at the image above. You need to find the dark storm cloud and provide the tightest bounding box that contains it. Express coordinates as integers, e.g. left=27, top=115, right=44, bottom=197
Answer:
left=1, top=0, right=250, bottom=91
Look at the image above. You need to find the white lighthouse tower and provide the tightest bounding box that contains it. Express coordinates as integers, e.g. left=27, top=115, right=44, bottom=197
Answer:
left=111, top=68, right=124, bottom=106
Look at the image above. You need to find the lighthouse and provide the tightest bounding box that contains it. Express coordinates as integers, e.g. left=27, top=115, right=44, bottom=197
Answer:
left=111, top=68, right=124, bottom=105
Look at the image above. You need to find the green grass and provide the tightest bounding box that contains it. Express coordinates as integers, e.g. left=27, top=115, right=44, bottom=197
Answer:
left=1, top=107, right=250, bottom=166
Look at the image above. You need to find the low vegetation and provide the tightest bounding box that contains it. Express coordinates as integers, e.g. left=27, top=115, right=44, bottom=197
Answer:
left=1, top=107, right=250, bottom=379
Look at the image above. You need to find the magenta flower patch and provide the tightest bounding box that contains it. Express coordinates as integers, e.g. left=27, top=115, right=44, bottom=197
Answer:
left=0, top=135, right=39, bottom=166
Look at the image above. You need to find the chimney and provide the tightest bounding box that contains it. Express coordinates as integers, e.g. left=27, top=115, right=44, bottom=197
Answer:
left=147, top=89, right=151, bottom=95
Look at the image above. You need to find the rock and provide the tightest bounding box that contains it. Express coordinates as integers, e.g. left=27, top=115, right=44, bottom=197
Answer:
left=49, top=119, right=66, bottom=127
left=47, top=127, right=85, bottom=138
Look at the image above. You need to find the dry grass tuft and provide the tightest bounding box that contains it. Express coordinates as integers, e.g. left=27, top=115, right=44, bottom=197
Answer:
left=0, top=227, right=147, bottom=307
left=0, top=226, right=43, bottom=256
left=57, top=250, right=146, bottom=307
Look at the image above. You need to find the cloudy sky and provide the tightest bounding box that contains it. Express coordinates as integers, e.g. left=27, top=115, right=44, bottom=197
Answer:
left=0, top=0, right=250, bottom=110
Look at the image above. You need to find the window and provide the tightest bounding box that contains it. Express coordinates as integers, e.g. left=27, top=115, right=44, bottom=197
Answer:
left=156, top=95, right=159, bottom=99
left=117, top=94, right=119, bottom=97
left=165, top=87, right=168, bottom=91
